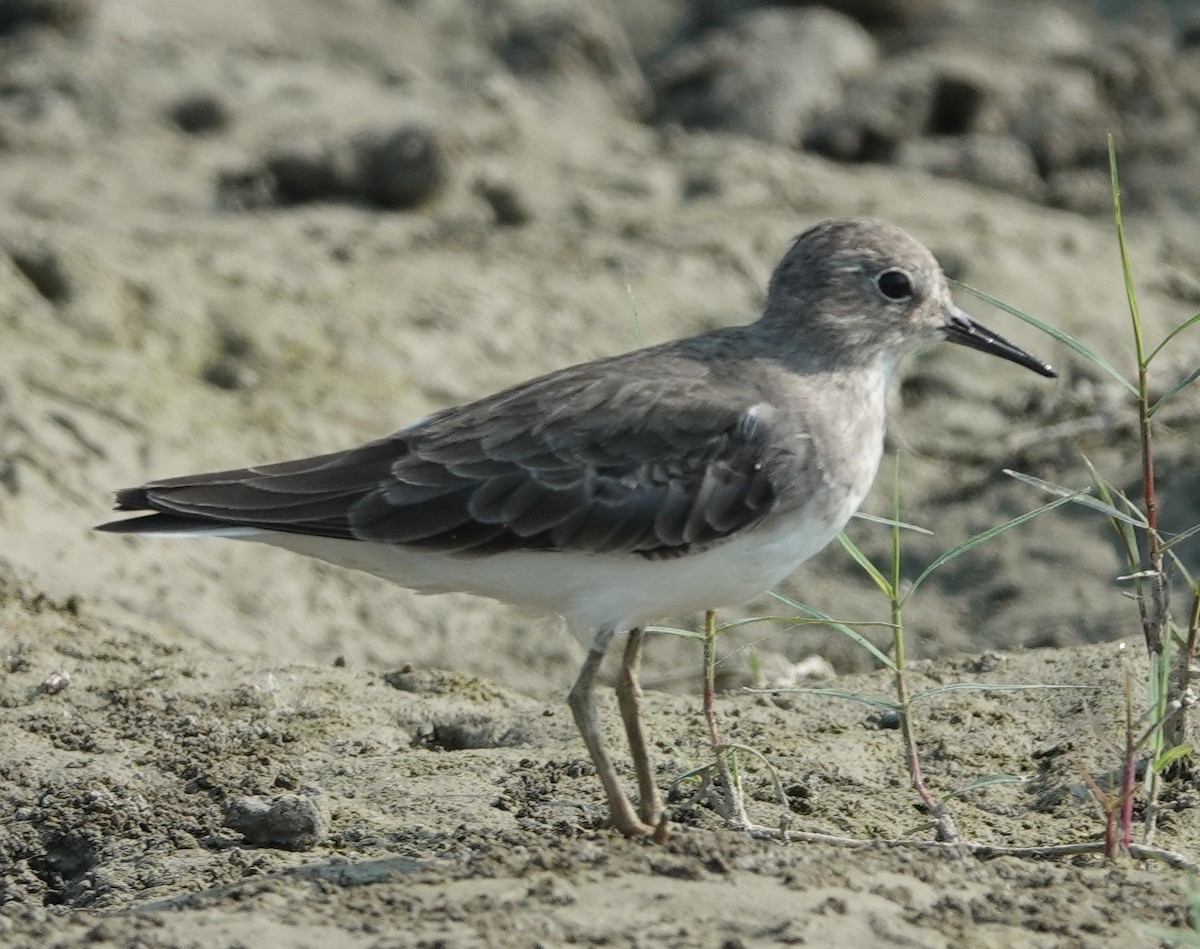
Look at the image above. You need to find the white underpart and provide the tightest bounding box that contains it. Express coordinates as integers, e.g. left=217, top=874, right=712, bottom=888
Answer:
left=209, top=501, right=857, bottom=651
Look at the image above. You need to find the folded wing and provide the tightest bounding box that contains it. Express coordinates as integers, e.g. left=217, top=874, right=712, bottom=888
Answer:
left=98, top=362, right=787, bottom=559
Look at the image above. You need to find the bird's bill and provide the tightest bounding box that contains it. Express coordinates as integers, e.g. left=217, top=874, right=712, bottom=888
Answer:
left=944, top=307, right=1057, bottom=378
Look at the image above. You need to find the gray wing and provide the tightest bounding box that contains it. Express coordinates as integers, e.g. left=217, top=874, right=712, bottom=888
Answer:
left=98, top=359, right=785, bottom=559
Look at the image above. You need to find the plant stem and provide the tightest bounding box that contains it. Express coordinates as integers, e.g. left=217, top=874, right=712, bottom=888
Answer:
left=1120, top=664, right=1136, bottom=853
left=888, top=459, right=958, bottom=843
left=702, top=609, right=750, bottom=827
left=1110, top=136, right=1164, bottom=659
left=1168, top=590, right=1200, bottom=765
left=702, top=609, right=720, bottom=747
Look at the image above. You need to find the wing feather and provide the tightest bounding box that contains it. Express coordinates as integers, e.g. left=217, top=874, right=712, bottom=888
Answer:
left=98, top=344, right=793, bottom=558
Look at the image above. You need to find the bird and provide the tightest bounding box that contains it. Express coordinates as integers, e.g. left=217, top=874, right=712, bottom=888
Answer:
left=96, top=217, right=1056, bottom=838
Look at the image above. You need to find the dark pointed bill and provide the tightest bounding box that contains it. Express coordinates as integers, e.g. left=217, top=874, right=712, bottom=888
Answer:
left=944, top=307, right=1056, bottom=378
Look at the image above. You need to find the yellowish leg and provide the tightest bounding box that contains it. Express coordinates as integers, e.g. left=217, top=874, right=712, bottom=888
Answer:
left=568, top=638, right=654, bottom=836
left=615, top=627, right=665, bottom=828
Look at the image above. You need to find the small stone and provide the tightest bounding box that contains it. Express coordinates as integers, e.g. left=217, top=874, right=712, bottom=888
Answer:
left=40, top=669, right=70, bottom=695
left=167, top=93, right=230, bottom=135
left=475, top=174, right=531, bottom=226
left=351, top=125, right=447, bottom=210
left=8, top=242, right=71, bottom=305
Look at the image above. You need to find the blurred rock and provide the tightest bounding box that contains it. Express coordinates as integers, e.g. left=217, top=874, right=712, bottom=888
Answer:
left=650, top=7, right=876, bottom=145
left=218, top=123, right=447, bottom=211
left=815, top=0, right=946, bottom=30
left=263, top=145, right=335, bottom=205
left=0, top=0, right=91, bottom=35
left=793, top=0, right=1200, bottom=215
left=684, top=0, right=946, bottom=33
left=1182, top=11, right=1200, bottom=49
left=167, top=93, right=230, bottom=135
left=805, top=55, right=966, bottom=163
left=474, top=173, right=533, bottom=226
left=1045, top=168, right=1112, bottom=214
left=907, top=1, right=1096, bottom=62
left=897, top=134, right=1043, bottom=200
left=494, top=2, right=650, bottom=118
left=5, top=240, right=71, bottom=305
left=608, top=0, right=687, bottom=56
left=351, top=125, right=448, bottom=210
left=214, top=167, right=276, bottom=211
left=1096, top=27, right=1196, bottom=160
left=1011, top=69, right=1111, bottom=177
left=223, top=792, right=329, bottom=851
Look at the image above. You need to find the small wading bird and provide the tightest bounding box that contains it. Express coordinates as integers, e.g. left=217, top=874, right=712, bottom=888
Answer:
left=97, top=218, right=1056, bottom=837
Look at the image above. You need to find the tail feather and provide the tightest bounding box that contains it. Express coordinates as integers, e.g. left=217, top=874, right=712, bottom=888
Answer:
left=94, top=512, right=261, bottom=537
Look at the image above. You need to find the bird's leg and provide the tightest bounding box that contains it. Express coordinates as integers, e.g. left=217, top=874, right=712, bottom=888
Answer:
left=568, top=630, right=653, bottom=837
left=615, top=626, right=665, bottom=829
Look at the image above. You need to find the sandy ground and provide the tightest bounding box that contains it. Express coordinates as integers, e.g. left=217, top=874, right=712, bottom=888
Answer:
left=4, top=0, right=1200, bottom=945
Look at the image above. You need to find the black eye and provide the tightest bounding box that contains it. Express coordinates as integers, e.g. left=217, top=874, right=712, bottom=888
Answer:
left=874, top=268, right=913, bottom=301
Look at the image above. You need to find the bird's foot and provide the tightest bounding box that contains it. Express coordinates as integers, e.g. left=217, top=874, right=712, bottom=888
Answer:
left=638, top=793, right=665, bottom=829
left=605, top=801, right=670, bottom=840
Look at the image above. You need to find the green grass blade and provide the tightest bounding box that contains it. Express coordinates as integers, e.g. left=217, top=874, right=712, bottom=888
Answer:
left=1165, top=548, right=1197, bottom=590
left=1081, top=457, right=1142, bottom=576
left=954, top=281, right=1137, bottom=397
left=645, top=624, right=706, bottom=641
left=624, top=281, right=646, bottom=349
left=1162, top=522, right=1200, bottom=553
left=1109, top=136, right=1148, bottom=370
left=1146, top=310, right=1200, bottom=365
left=1153, top=743, right=1194, bottom=774
left=647, top=617, right=845, bottom=639
left=852, top=511, right=934, bottom=535
left=889, top=455, right=902, bottom=614
left=749, top=685, right=901, bottom=711
left=900, top=492, right=1083, bottom=606
left=836, top=531, right=893, bottom=597
left=1150, top=365, right=1200, bottom=416
left=767, top=591, right=897, bottom=670
left=712, top=615, right=855, bottom=633
left=1004, top=469, right=1147, bottom=528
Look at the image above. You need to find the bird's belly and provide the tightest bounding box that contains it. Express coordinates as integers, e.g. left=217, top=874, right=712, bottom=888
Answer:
left=555, top=513, right=848, bottom=643
left=252, top=505, right=849, bottom=648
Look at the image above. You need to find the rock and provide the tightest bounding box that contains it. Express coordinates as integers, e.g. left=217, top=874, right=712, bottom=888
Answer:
left=1011, top=68, right=1111, bottom=177
left=222, top=122, right=448, bottom=211
left=608, top=0, right=688, bottom=56
left=475, top=173, right=533, bottom=226
left=349, top=125, right=448, bottom=210
left=0, top=0, right=91, bottom=36
left=222, top=792, right=329, bottom=851
left=908, top=1, right=1096, bottom=62
left=167, top=93, right=230, bottom=135
left=263, top=143, right=339, bottom=205
left=896, top=134, right=1044, bottom=200
left=804, top=56, right=941, bottom=163
left=495, top=2, right=650, bottom=118
left=816, top=0, right=947, bottom=30
left=5, top=239, right=71, bottom=305
left=650, top=7, right=877, bottom=146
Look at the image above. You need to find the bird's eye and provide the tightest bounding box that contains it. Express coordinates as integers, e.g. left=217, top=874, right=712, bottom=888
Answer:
left=874, top=268, right=914, bottom=301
